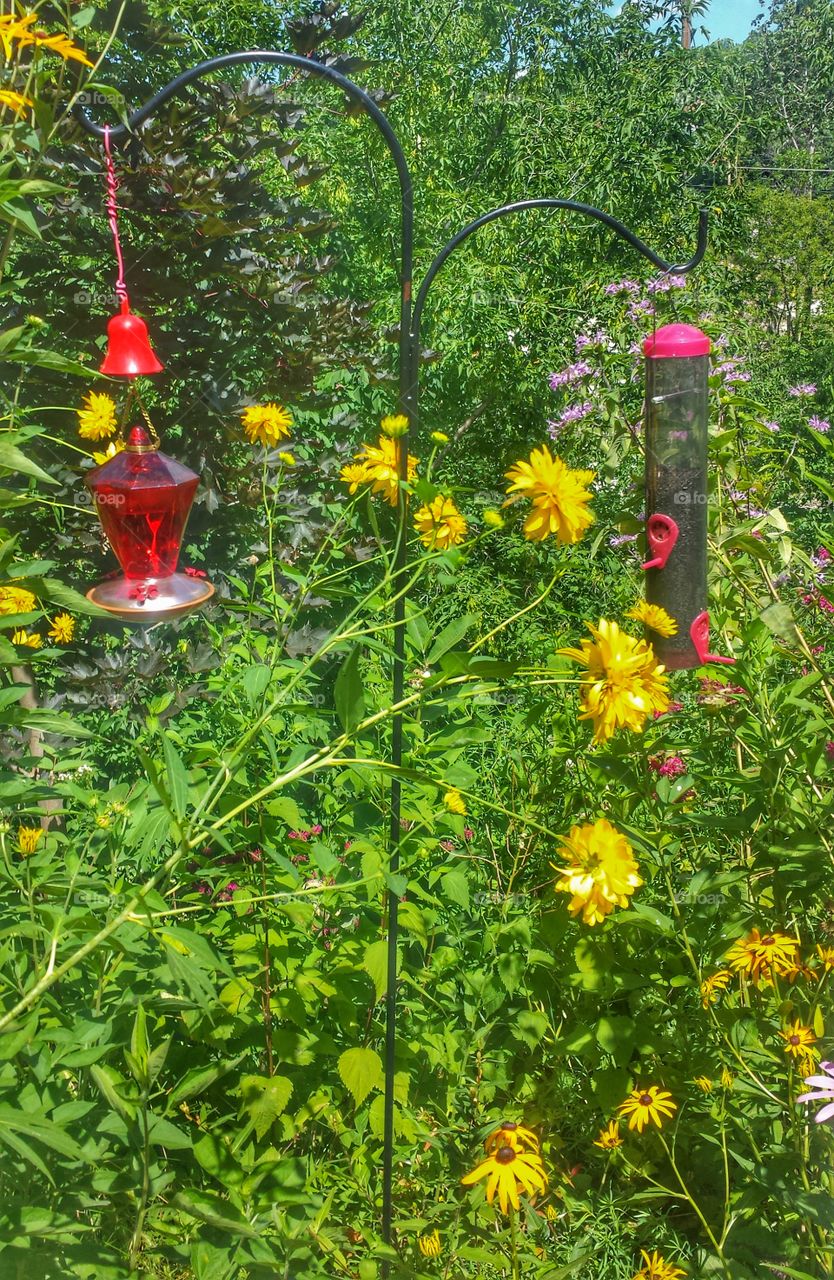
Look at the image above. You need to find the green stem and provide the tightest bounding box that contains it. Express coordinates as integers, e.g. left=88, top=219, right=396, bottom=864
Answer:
left=509, top=1208, right=520, bottom=1280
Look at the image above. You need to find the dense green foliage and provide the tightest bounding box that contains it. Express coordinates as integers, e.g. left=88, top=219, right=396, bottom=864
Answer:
left=1, top=2, right=833, bottom=1279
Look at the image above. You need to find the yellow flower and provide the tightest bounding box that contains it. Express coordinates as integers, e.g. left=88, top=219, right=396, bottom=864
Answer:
left=92, top=439, right=124, bottom=465
left=552, top=817, right=642, bottom=926
left=47, top=613, right=75, bottom=644
left=0, top=88, right=32, bottom=115
left=431, top=431, right=449, bottom=444
left=558, top=619, right=669, bottom=743
left=417, top=1229, right=441, bottom=1258
left=631, top=1249, right=686, bottom=1280
left=484, top=1122, right=539, bottom=1154
left=278, top=451, right=296, bottom=466
left=816, top=944, right=834, bottom=971
left=414, top=496, right=468, bottom=550
left=505, top=444, right=595, bottom=544
left=340, top=435, right=418, bottom=506
left=240, top=403, right=293, bottom=447
left=0, top=584, right=36, bottom=616
left=0, top=14, right=93, bottom=66
left=779, top=1020, right=817, bottom=1060
left=443, top=788, right=467, bottom=816
left=699, top=969, right=732, bottom=1008
left=720, top=1067, right=734, bottom=1090
left=17, top=825, right=43, bottom=855
left=593, top=1120, right=623, bottom=1150
left=461, top=1143, right=547, bottom=1214
left=617, top=1086, right=677, bottom=1134
left=483, top=509, right=505, bottom=529
left=726, top=928, right=799, bottom=985
left=626, top=601, right=678, bottom=638
left=12, top=629, right=41, bottom=648
left=77, top=391, right=117, bottom=442
left=693, top=1076, right=713, bottom=1094
left=380, top=413, right=409, bottom=438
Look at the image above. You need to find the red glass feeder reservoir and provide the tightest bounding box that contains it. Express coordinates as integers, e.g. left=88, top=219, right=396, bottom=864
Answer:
left=85, top=425, right=213, bottom=620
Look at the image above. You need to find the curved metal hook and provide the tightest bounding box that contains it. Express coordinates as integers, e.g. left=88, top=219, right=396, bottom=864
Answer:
left=412, top=199, right=708, bottom=341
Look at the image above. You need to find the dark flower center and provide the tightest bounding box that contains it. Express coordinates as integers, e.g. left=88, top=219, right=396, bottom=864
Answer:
left=639, top=1093, right=653, bottom=1106
left=762, top=936, right=775, bottom=946
left=501, top=1121, right=517, bottom=1130
left=790, top=1035, right=801, bottom=1045
left=496, top=1146, right=516, bottom=1164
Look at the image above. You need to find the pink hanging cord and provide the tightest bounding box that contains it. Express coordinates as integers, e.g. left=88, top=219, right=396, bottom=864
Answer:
left=103, top=125, right=129, bottom=309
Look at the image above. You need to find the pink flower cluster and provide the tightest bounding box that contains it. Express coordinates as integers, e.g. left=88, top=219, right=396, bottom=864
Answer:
left=649, top=755, right=687, bottom=779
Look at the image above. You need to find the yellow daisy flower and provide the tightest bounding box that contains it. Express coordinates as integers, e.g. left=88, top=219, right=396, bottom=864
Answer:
left=443, top=788, right=467, bottom=816
left=484, top=1121, right=539, bottom=1154
left=340, top=435, right=418, bottom=507
left=0, top=88, right=32, bottom=115
left=815, top=944, right=834, bottom=971
left=558, top=619, right=669, bottom=743
left=0, top=584, right=37, bottom=616
left=699, top=969, right=732, bottom=1008
left=0, top=15, right=93, bottom=66
left=12, top=629, right=41, bottom=648
left=380, top=413, right=409, bottom=438
left=626, top=600, right=678, bottom=637
left=18, top=825, right=43, bottom=855
left=414, top=496, right=468, bottom=550
left=461, top=1143, right=547, bottom=1215
left=779, top=1020, right=817, bottom=1060
left=417, top=1229, right=441, bottom=1258
left=240, top=403, right=293, bottom=447
left=505, top=444, right=595, bottom=544
left=77, top=391, right=117, bottom=442
left=726, top=928, right=799, bottom=985
left=593, top=1120, right=623, bottom=1150
left=47, top=613, right=75, bottom=644
left=278, top=451, right=296, bottom=466
left=552, top=818, right=642, bottom=926
left=483, top=509, right=505, bottom=528
left=430, top=430, right=449, bottom=444
left=617, top=1086, right=677, bottom=1133
left=92, top=439, right=125, bottom=466
left=693, top=1076, right=713, bottom=1094
left=631, top=1249, right=686, bottom=1280
left=720, top=1067, right=734, bottom=1090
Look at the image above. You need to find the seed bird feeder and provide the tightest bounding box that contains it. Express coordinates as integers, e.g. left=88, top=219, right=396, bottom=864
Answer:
left=642, top=323, right=732, bottom=669
left=85, top=126, right=212, bottom=621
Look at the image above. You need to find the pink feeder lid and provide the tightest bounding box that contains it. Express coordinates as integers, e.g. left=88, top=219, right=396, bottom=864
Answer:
left=643, top=323, right=711, bottom=359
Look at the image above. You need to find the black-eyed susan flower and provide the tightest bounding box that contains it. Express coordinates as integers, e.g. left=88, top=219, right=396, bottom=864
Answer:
left=47, top=613, right=75, bottom=644
left=552, top=818, right=642, bottom=927
left=726, top=928, right=799, bottom=985
left=380, top=413, right=409, bottom=438
left=443, top=788, right=467, bottom=816
left=626, top=600, right=678, bottom=638
left=77, top=392, right=117, bottom=442
left=12, top=629, right=41, bottom=648
left=461, top=1143, right=547, bottom=1214
left=240, top=403, right=293, bottom=447
left=617, top=1086, right=677, bottom=1134
left=505, top=444, right=595, bottom=544
left=414, top=496, right=467, bottom=550
left=699, top=969, right=732, bottom=1008
left=816, top=945, right=834, bottom=971
left=558, top=619, right=669, bottom=743
left=780, top=1020, right=818, bottom=1060
left=340, top=435, right=418, bottom=506
left=0, top=13, right=92, bottom=65
left=0, top=88, right=32, bottom=115
left=593, top=1120, right=623, bottom=1150
left=18, top=825, right=43, bottom=855
left=417, top=1229, right=441, bottom=1257
left=0, top=585, right=36, bottom=616
left=631, top=1249, right=686, bottom=1280
left=484, top=1121, right=539, bottom=1154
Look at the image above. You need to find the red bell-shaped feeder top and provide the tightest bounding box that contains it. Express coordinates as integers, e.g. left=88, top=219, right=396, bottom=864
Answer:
left=100, top=300, right=164, bottom=377
left=85, top=426, right=198, bottom=580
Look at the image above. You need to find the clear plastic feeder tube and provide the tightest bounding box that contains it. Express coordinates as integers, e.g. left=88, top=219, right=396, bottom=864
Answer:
left=642, top=324, right=711, bottom=669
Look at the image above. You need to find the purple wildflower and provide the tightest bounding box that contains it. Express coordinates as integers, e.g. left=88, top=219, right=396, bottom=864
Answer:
left=609, top=533, right=639, bottom=548
left=797, top=1061, right=834, bottom=1124
left=548, top=360, right=593, bottom=390
left=604, top=279, right=640, bottom=296
left=789, top=383, right=817, bottom=397
left=725, top=371, right=752, bottom=384
left=575, top=329, right=607, bottom=353
left=826, top=742, right=834, bottom=762
left=713, top=360, right=739, bottom=377
left=627, top=299, right=656, bottom=320
left=763, top=420, right=780, bottom=433
left=646, top=274, right=687, bottom=294
left=557, top=401, right=594, bottom=426
left=809, top=415, right=831, bottom=433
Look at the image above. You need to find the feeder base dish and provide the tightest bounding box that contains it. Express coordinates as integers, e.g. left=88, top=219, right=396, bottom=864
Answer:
left=87, top=572, right=214, bottom=622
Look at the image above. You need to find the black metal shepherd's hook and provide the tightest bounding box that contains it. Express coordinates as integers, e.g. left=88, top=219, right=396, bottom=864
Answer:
left=73, top=50, right=707, bottom=1272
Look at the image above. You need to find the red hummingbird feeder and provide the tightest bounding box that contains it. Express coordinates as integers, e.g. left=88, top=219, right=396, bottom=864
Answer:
left=85, top=127, right=213, bottom=621
left=641, top=322, right=733, bottom=669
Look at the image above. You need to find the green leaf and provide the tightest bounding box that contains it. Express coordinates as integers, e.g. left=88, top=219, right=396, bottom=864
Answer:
left=169, top=1054, right=247, bottom=1104
left=334, top=646, right=365, bottom=733
left=426, top=613, right=477, bottom=664
left=362, top=938, right=390, bottom=1001
left=173, top=1189, right=258, bottom=1238
left=239, top=1075, right=294, bottom=1139
left=28, top=577, right=107, bottom=616
left=441, top=868, right=470, bottom=910
left=0, top=441, right=56, bottom=485
left=337, top=1047, right=383, bottom=1107
left=596, top=1015, right=636, bottom=1066
left=162, top=735, right=189, bottom=820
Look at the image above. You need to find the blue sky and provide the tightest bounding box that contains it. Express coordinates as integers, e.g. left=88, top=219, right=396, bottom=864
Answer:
left=696, top=0, right=762, bottom=43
